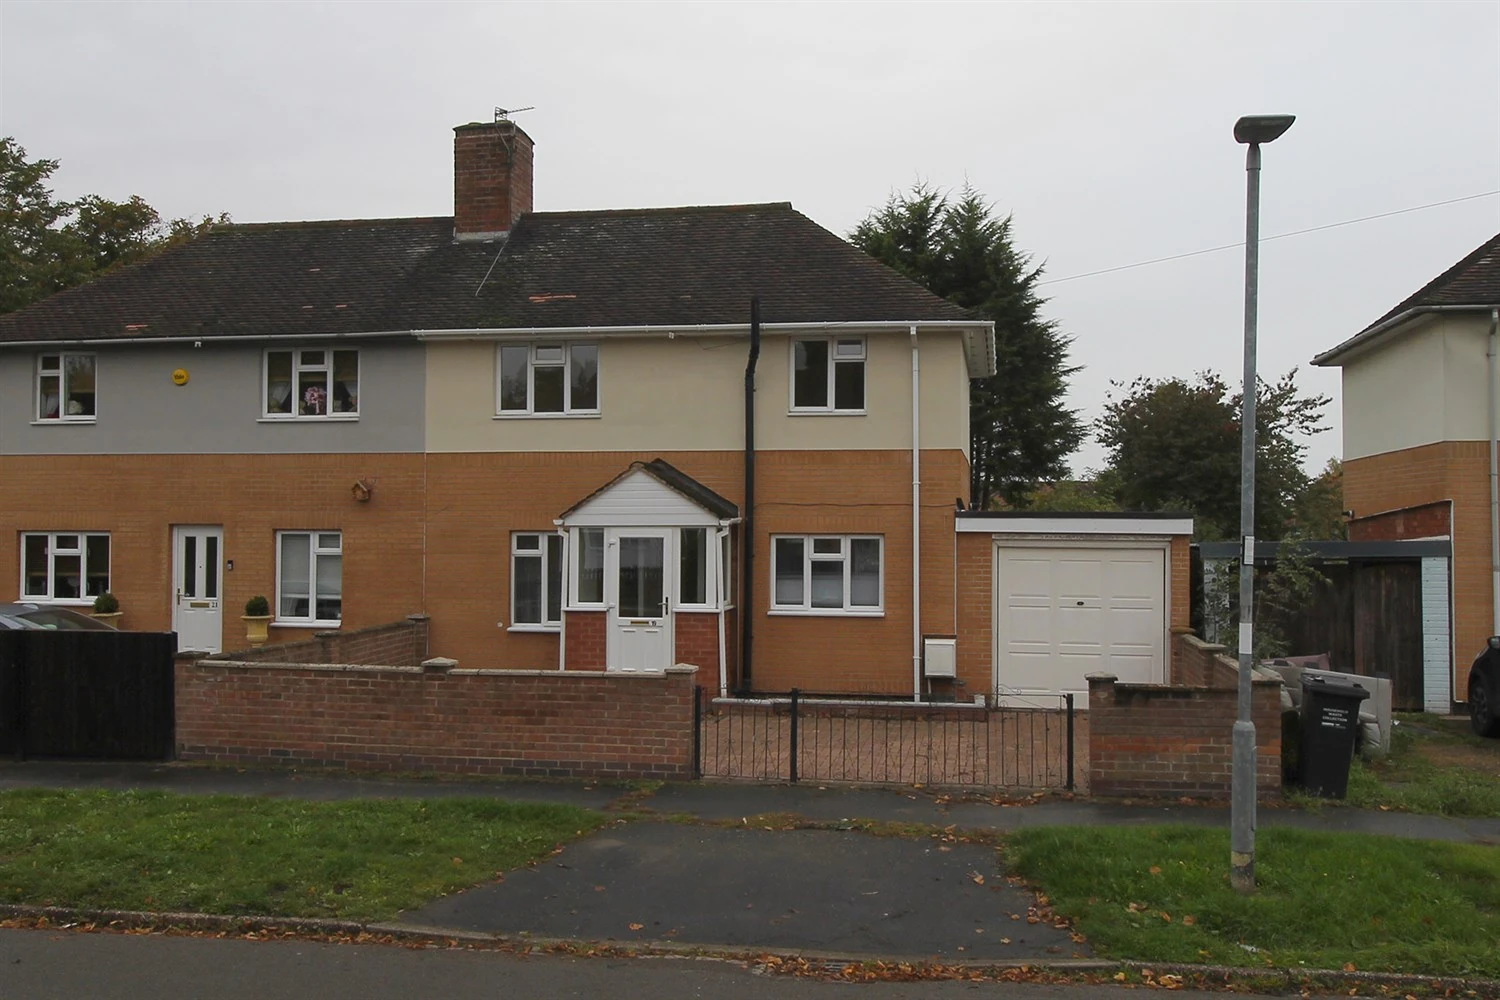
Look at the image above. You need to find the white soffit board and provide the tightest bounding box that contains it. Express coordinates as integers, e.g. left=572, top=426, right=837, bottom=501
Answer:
left=994, top=545, right=1167, bottom=709
left=563, top=468, right=721, bottom=527
left=958, top=517, right=1192, bottom=536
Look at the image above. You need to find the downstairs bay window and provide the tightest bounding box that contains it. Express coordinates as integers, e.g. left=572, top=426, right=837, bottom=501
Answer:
left=771, top=535, right=882, bottom=615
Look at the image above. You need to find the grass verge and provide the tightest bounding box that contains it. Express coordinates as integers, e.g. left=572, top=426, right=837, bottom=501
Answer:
left=1006, top=824, right=1500, bottom=978
left=0, top=788, right=604, bottom=921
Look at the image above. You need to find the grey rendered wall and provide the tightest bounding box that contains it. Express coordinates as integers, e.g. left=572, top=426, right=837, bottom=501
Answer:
left=0, top=340, right=424, bottom=454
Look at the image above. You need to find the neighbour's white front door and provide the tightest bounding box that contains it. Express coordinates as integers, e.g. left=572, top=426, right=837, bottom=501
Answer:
left=607, top=529, right=672, bottom=672
left=173, top=525, right=224, bottom=652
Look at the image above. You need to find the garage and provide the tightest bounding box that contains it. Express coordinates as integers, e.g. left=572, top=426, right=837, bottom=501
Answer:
left=955, top=513, right=1193, bottom=707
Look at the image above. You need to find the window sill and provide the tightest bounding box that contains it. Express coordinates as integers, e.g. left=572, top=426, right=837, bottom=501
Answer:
left=258, top=416, right=360, bottom=423
left=21, top=598, right=94, bottom=607
left=768, top=608, right=884, bottom=618
left=508, top=624, right=561, bottom=634
left=786, top=409, right=867, bottom=417
left=675, top=606, right=719, bottom=614
left=272, top=620, right=342, bottom=629
left=30, top=419, right=97, bottom=426
left=493, top=412, right=602, bottom=421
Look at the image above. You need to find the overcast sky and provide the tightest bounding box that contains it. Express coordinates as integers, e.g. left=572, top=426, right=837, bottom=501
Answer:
left=3, top=1, right=1497, bottom=474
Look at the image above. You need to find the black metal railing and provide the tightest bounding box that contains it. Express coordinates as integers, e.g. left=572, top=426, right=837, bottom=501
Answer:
left=693, top=687, right=1077, bottom=792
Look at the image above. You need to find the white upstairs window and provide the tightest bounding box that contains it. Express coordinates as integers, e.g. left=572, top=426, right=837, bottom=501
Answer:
left=791, top=337, right=865, bottom=412
left=497, top=343, right=600, bottom=416
left=36, top=353, right=97, bottom=421
left=264, top=349, right=360, bottom=418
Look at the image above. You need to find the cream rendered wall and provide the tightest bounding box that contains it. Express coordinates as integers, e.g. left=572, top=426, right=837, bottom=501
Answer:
left=1342, top=320, right=1445, bottom=460
left=1441, top=314, right=1496, bottom=442
left=424, top=330, right=970, bottom=453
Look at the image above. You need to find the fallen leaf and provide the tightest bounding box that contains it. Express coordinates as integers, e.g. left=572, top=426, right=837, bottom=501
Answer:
left=628, top=923, right=644, bottom=931
left=969, top=872, right=986, bottom=886
left=1001, top=937, right=1012, bottom=945
left=1114, top=972, right=1128, bottom=982
left=1343, top=962, right=1357, bottom=972
left=1183, top=915, right=1197, bottom=926
left=1161, top=912, right=1172, bottom=923
left=1149, top=866, right=1163, bottom=875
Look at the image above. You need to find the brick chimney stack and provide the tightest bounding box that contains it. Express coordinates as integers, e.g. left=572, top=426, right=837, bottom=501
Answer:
left=453, top=120, right=534, bottom=241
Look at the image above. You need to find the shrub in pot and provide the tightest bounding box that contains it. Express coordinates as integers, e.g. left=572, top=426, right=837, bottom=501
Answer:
left=242, top=595, right=272, bottom=646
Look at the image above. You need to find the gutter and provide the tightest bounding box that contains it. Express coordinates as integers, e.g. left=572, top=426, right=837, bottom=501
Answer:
left=0, top=330, right=418, bottom=349
left=1311, top=304, right=1496, bottom=366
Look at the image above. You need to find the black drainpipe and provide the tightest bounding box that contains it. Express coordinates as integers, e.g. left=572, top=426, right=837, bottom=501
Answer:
left=739, top=296, right=760, bottom=695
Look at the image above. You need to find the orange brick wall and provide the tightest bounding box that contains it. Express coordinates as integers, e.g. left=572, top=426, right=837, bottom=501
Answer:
left=422, top=448, right=969, bottom=694
left=216, top=616, right=429, bottom=666
left=0, top=453, right=427, bottom=646
left=176, top=658, right=697, bottom=779
left=1343, top=441, right=1478, bottom=698
left=1, top=448, right=968, bottom=694
left=564, top=611, right=606, bottom=671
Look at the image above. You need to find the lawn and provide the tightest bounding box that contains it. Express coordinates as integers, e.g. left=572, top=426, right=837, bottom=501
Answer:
left=1007, top=825, right=1500, bottom=977
left=1341, top=715, right=1500, bottom=817
left=0, top=789, right=604, bottom=921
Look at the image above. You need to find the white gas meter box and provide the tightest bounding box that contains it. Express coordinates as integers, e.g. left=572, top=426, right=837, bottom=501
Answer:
left=922, top=637, right=957, bottom=679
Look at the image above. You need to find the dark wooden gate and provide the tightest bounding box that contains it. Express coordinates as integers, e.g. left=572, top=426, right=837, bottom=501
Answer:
left=0, top=630, right=176, bottom=760
left=1353, top=562, right=1424, bottom=710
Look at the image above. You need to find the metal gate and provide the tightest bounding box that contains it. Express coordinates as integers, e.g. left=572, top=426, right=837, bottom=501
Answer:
left=0, top=630, right=176, bottom=760
left=694, top=688, right=1079, bottom=792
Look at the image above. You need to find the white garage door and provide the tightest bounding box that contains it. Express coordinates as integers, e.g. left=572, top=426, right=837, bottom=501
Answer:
left=995, top=545, right=1166, bottom=706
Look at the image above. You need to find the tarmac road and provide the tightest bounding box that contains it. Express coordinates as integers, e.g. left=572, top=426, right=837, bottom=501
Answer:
left=0, top=928, right=1273, bottom=1000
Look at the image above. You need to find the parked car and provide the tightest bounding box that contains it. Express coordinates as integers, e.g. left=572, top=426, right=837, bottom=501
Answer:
left=0, top=602, right=116, bottom=631
left=1470, top=637, right=1500, bottom=738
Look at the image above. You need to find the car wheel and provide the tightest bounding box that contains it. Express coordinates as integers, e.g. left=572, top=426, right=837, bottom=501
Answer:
left=1472, top=679, right=1500, bottom=738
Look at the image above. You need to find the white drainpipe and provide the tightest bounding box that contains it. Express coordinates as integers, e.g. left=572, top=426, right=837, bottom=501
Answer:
left=911, top=326, right=922, bottom=702
left=1489, top=308, right=1500, bottom=635
left=716, top=525, right=730, bottom=698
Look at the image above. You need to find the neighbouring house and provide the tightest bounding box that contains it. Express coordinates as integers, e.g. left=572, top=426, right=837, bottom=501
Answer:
left=0, top=117, right=1190, bottom=704
left=1312, top=230, right=1500, bottom=710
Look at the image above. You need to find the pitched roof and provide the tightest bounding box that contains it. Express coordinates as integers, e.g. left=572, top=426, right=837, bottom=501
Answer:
left=558, top=459, right=739, bottom=521
left=0, top=203, right=977, bottom=345
left=1313, top=230, right=1500, bottom=365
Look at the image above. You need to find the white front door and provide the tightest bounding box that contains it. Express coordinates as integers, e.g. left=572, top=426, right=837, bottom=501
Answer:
left=607, top=529, right=672, bottom=672
left=173, top=525, right=224, bottom=652
left=994, top=544, right=1166, bottom=706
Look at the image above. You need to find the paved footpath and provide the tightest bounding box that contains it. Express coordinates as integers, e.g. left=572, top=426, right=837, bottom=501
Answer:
left=0, top=927, right=1283, bottom=1000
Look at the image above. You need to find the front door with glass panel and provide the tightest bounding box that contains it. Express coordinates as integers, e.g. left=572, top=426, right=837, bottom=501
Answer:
left=606, top=529, right=672, bottom=672
left=173, top=525, right=224, bottom=652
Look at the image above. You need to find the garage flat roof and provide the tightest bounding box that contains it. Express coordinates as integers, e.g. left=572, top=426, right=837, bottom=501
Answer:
left=955, top=511, right=1194, bottom=536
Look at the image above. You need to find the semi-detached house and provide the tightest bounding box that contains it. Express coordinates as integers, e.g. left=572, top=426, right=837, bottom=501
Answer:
left=0, top=118, right=1190, bottom=703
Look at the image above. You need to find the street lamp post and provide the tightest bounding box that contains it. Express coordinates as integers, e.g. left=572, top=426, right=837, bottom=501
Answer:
left=1230, top=113, right=1294, bottom=893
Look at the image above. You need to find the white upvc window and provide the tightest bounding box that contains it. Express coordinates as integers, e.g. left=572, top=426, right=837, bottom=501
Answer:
left=570, top=528, right=606, bottom=608
left=36, top=353, right=97, bottom=422
left=264, top=349, right=360, bottom=419
left=791, top=337, right=865, bottom=412
left=20, top=532, right=110, bottom=603
left=512, top=532, right=564, bottom=629
left=771, top=535, right=883, bottom=614
left=276, top=531, right=343, bottom=625
left=496, top=343, right=600, bottom=416
left=677, top=527, right=713, bottom=609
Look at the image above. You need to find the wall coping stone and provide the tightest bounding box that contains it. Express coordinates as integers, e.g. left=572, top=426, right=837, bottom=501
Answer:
left=422, top=657, right=456, bottom=673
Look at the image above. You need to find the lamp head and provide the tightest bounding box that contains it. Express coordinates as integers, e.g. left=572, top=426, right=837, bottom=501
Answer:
left=1234, top=115, right=1295, bottom=145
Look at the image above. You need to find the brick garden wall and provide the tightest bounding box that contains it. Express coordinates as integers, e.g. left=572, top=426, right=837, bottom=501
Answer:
left=1088, top=633, right=1283, bottom=799
left=212, top=615, right=429, bottom=667
left=176, top=657, right=698, bottom=780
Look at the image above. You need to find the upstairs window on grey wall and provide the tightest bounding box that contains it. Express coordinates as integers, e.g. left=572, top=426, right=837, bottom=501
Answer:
left=512, top=532, right=563, bottom=628
left=792, top=337, right=865, bottom=412
left=264, top=349, right=359, bottom=418
left=497, top=343, right=599, bottom=416
left=36, top=353, right=97, bottom=421
left=276, top=531, right=342, bottom=624
left=21, top=532, right=110, bottom=602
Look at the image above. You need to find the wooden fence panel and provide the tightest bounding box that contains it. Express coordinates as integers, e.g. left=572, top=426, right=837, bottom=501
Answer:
left=0, top=630, right=175, bottom=760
